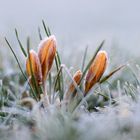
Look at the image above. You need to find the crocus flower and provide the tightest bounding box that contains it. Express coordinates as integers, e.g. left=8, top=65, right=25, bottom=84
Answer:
left=65, top=70, right=82, bottom=100
left=26, top=50, right=42, bottom=86
left=85, top=50, right=108, bottom=94
left=38, top=35, right=56, bottom=82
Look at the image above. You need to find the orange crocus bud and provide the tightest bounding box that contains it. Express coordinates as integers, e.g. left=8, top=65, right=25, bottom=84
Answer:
left=38, top=35, right=56, bottom=82
left=65, top=70, right=82, bottom=100
left=26, top=50, right=42, bottom=86
left=85, top=50, right=108, bottom=94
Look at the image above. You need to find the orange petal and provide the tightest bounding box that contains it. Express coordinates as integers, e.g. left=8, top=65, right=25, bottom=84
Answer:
left=38, top=35, right=56, bottom=81
left=65, top=70, right=82, bottom=100
left=26, top=50, right=42, bottom=85
left=85, top=50, right=108, bottom=94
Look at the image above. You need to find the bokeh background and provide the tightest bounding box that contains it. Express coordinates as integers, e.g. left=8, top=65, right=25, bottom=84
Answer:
left=0, top=0, right=140, bottom=71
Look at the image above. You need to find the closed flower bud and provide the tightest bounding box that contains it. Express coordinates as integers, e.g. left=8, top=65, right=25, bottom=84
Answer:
left=85, top=51, right=108, bottom=94
left=26, top=50, right=42, bottom=85
left=38, top=35, right=56, bottom=82
left=65, top=70, right=82, bottom=100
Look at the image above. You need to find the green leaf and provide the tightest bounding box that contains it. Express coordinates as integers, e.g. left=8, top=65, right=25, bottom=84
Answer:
left=5, top=37, right=27, bottom=81
left=100, top=65, right=125, bottom=84
left=38, top=27, right=42, bottom=40
left=15, top=29, right=27, bottom=57
left=42, top=20, right=50, bottom=37
left=5, top=37, right=35, bottom=98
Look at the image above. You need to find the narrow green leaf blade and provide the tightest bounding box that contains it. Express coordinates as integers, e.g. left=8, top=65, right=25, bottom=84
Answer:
left=42, top=20, right=50, bottom=37
left=100, top=65, right=125, bottom=84
left=15, top=29, right=27, bottom=57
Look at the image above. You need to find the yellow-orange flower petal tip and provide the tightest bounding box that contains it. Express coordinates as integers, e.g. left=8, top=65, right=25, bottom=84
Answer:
left=65, top=70, right=82, bottom=100
left=85, top=50, right=108, bottom=94
left=38, top=35, right=57, bottom=81
left=26, top=49, right=42, bottom=85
